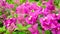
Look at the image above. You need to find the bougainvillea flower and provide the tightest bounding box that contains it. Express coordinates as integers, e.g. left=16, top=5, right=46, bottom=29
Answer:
left=51, top=26, right=60, bottom=34
left=17, top=14, right=26, bottom=25
left=28, top=23, right=39, bottom=34
left=25, top=12, right=38, bottom=24
left=45, top=2, right=55, bottom=11
left=16, top=2, right=42, bottom=25
left=40, top=0, right=55, bottom=16
left=4, top=18, right=16, bottom=28
left=40, top=14, right=60, bottom=30
left=16, top=2, right=31, bottom=14
left=5, top=3, right=14, bottom=9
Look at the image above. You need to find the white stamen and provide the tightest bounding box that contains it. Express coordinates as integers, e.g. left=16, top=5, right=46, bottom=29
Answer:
left=43, top=17, right=47, bottom=21
left=56, top=14, right=59, bottom=16
left=7, top=24, right=10, bottom=26
left=28, top=16, right=32, bottom=20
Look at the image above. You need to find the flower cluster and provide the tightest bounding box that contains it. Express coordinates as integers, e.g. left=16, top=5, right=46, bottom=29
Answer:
left=0, top=0, right=60, bottom=34
left=40, top=14, right=60, bottom=34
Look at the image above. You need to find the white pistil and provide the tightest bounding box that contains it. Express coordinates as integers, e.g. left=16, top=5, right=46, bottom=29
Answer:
left=56, top=14, right=59, bottom=16
left=7, top=24, right=10, bottom=26
left=28, top=16, right=32, bottom=20
left=43, top=17, right=47, bottom=21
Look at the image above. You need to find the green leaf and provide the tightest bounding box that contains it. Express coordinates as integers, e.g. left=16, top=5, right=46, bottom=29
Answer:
left=5, top=30, right=10, bottom=34
left=54, top=0, right=60, bottom=6
left=0, top=22, right=2, bottom=24
left=13, top=30, right=26, bottom=34
left=42, top=5, right=46, bottom=8
left=6, top=0, right=14, bottom=4
left=22, top=25, right=31, bottom=30
left=38, top=26, right=42, bottom=34
left=39, top=29, right=42, bottom=34
left=0, top=22, right=3, bottom=27
left=20, top=0, right=26, bottom=4
left=13, top=4, right=18, bottom=11
left=12, top=32, right=17, bottom=34
left=29, top=0, right=34, bottom=2
left=14, top=14, right=18, bottom=18
left=31, top=10, right=34, bottom=12
left=17, top=24, right=24, bottom=30
left=26, top=25, right=31, bottom=28
left=17, top=24, right=31, bottom=31
left=18, top=31, right=26, bottom=34
left=14, top=28, right=19, bottom=31
left=45, top=0, right=48, bottom=2
left=35, top=0, right=39, bottom=2
left=0, top=11, right=2, bottom=16
left=45, top=30, right=52, bottom=34
left=58, top=2, right=60, bottom=8
left=37, top=1, right=42, bottom=6
left=0, top=26, right=6, bottom=33
left=0, top=28, right=3, bottom=33
left=8, top=15, right=12, bottom=18
left=2, top=26, right=6, bottom=32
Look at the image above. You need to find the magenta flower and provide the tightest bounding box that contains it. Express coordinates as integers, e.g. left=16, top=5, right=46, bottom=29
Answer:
left=16, top=2, right=31, bottom=14
left=30, top=3, right=40, bottom=11
left=4, top=18, right=16, bottom=28
left=3, top=18, right=17, bottom=32
left=39, top=13, right=60, bottom=34
left=16, top=2, right=42, bottom=25
left=25, top=11, right=39, bottom=24
left=0, top=0, right=6, bottom=8
left=28, top=23, right=39, bottom=34
left=40, top=14, right=60, bottom=30
left=4, top=3, right=14, bottom=9
left=40, top=0, right=55, bottom=16
left=16, top=2, right=41, bottom=14
left=45, top=2, right=55, bottom=11
left=17, top=14, right=26, bottom=25
left=51, top=26, right=60, bottom=34
left=45, top=0, right=55, bottom=10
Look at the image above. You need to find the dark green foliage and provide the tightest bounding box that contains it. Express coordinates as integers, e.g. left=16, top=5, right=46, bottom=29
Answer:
left=45, top=30, right=52, bottom=34
left=0, top=11, right=2, bottom=16
left=35, top=0, right=39, bottom=2
left=6, top=0, right=14, bottom=4
left=0, top=22, right=3, bottom=27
